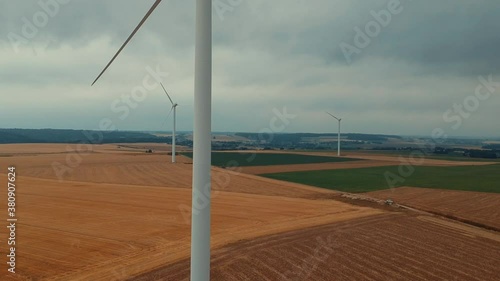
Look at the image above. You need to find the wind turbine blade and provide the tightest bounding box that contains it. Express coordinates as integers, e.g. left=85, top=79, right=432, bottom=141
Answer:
left=161, top=106, right=174, bottom=128
left=91, top=0, right=163, bottom=86
left=326, top=111, right=340, bottom=121
left=160, top=82, right=174, bottom=105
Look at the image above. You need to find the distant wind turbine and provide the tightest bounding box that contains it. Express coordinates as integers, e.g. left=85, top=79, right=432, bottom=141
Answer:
left=160, top=83, right=178, bottom=163
left=91, top=1, right=212, bottom=280
left=326, top=112, right=342, bottom=156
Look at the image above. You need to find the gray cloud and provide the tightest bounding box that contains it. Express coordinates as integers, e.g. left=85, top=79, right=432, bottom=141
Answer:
left=0, top=0, right=499, bottom=137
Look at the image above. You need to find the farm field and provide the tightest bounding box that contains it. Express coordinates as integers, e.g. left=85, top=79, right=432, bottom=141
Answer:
left=181, top=151, right=359, bottom=167
left=0, top=150, right=330, bottom=198
left=0, top=144, right=499, bottom=280
left=0, top=144, right=366, bottom=280
left=262, top=164, right=500, bottom=193
left=0, top=169, right=375, bottom=280
left=366, top=187, right=500, bottom=230
left=226, top=150, right=496, bottom=175
left=132, top=213, right=500, bottom=280
left=0, top=143, right=186, bottom=156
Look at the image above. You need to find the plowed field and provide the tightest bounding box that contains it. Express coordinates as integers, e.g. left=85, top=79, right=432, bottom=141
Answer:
left=0, top=144, right=378, bottom=280
left=1, top=144, right=499, bottom=280
left=131, top=213, right=500, bottom=281
left=366, top=187, right=500, bottom=230
left=0, top=151, right=332, bottom=198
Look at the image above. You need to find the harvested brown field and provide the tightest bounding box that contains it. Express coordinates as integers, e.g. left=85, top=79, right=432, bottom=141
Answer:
left=1, top=144, right=499, bottom=280
left=113, top=143, right=189, bottom=153
left=0, top=143, right=187, bottom=156
left=0, top=144, right=370, bottom=280
left=132, top=213, right=500, bottom=281
left=0, top=150, right=331, bottom=198
left=0, top=143, right=115, bottom=155
left=0, top=174, right=376, bottom=280
left=366, top=187, right=500, bottom=230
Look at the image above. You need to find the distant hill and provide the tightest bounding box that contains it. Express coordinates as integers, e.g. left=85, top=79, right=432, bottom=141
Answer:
left=0, top=129, right=170, bottom=144
left=345, top=133, right=402, bottom=141
left=0, top=129, right=403, bottom=146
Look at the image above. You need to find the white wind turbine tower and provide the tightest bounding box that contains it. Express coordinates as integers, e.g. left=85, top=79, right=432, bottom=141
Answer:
left=160, top=83, right=178, bottom=163
left=91, top=1, right=212, bottom=280
left=326, top=112, right=342, bottom=156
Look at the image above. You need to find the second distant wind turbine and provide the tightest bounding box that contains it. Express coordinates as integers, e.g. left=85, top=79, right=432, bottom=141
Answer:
left=326, top=112, right=342, bottom=156
left=160, top=83, right=178, bottom=163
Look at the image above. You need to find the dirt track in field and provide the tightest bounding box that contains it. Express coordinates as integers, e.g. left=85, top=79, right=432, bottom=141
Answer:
left=250, top=150, right=495, bottom=166
left=341, top=152, right=496, bottom=166
left=241, top=160, right=399, bottom=175
left=131, top=213, right=500, bottom=281
left=366, top=187, right=500, bottom=230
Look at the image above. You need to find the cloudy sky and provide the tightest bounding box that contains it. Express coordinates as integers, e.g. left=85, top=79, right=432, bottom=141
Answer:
left=1, top=0, right=499, bottom=137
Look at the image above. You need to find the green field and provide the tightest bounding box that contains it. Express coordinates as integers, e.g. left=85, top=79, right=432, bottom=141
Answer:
left=181, top=152, right=359, bottom=167
left=262, top=164, right=500, bottom=193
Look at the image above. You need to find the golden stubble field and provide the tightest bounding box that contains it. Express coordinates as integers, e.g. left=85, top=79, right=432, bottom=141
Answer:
left=0, top=144, right=499, bottom=280
left=0, top=144, right=379, bottom=280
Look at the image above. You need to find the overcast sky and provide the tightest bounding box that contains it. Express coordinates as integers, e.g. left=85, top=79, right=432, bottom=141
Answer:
left=1, top=0, right=499, bottom=137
